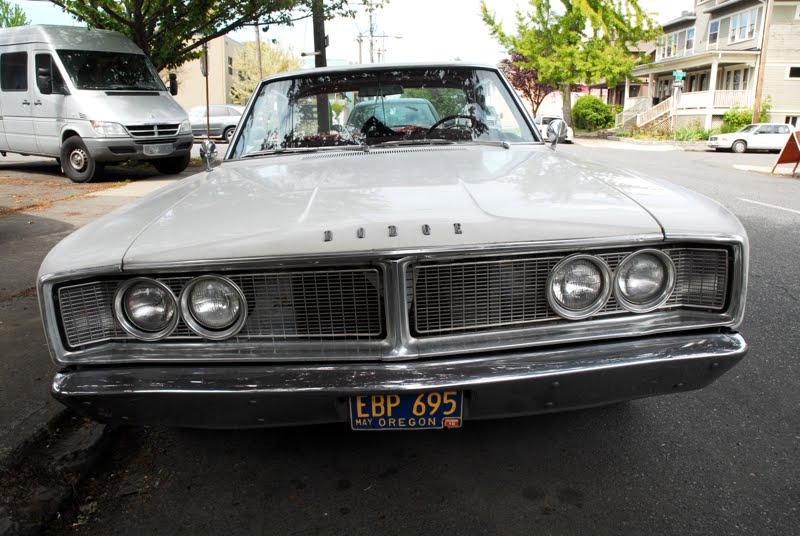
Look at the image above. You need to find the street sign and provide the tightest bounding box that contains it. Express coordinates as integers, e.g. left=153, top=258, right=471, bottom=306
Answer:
left=673, top=80, right=684, bottom=88
left=672, top=70, right=686, bottom=80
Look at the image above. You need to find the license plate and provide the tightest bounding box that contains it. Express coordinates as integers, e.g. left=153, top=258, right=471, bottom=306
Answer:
left=143, top=143, right=173, bottom=156
left=349, top=391, right=463, bottom=430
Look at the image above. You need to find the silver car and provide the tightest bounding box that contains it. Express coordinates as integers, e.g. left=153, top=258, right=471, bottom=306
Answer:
left=39, top=63, right=748, bottom=430
left=188, top=105, right=244, bottom=142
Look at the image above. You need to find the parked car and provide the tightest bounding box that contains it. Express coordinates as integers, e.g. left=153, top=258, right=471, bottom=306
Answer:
left=346, top=97, right=439, bottom=132
left=188, top=105, right=244, bottom=142
left=707, top=123, right=796, bottom=153
left=39, top=63, right=748, bottom=430
left=535, top=115, right=574, bottom=142
left=0, top=25, right=192, bottom=182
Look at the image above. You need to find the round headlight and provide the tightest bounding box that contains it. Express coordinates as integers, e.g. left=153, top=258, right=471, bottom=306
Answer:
left=181, top=275, right=247, bottom=339
left=546, top=255, right=612, bottom=320
left=614, top=249, right=675, bottom=312
left=114, top=278, right=179, bottom=340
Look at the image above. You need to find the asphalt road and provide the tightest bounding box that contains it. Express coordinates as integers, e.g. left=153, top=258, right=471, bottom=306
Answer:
left=22, top=142, right=800, bottom=535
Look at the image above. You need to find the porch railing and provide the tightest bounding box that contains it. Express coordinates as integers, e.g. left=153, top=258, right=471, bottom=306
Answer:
left=636, top=97, right=672, bottom=128
left=677, top=91, right=711, bottom=109
left=714, top=90, right=750, bottom=108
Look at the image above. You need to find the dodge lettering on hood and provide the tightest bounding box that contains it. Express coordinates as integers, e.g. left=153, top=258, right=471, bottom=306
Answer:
left=38, top=64, right=748, bottom=430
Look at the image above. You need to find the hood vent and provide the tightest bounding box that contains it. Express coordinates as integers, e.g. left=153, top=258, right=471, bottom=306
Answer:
left=302, top=146, right=466, bottom=161
left=104, top=91, right=160, bottom=96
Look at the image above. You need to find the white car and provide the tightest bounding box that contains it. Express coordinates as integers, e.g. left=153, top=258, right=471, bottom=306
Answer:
left=708, top=123, right=795, bottom=153
left=535, top=115, right=574, bottom=142
left=38, top=63, right=748, bottom=430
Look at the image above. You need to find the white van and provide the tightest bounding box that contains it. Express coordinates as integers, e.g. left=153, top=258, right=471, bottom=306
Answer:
left=0, top=25, right=193, bottom=182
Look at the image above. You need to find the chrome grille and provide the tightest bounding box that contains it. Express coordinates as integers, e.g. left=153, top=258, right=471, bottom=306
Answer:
left=410, top=248, right=729, bottom=336
left=125, top=124, right=180, bottom=137
left=57, top=268, right=384, bottom=348
left=58, top=282, right=126, bottom=347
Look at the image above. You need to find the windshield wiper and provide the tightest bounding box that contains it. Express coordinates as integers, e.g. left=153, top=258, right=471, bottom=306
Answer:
left=466, top=140, right=511, bottom=149
left=367, top=139, right=457, bottom=149
left=241, top=146, right=367, bottom=159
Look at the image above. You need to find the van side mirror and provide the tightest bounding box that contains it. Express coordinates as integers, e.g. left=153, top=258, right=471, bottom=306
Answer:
left=169, top=72, right=178, bottom=96
left=36, top=67, right=52, bottom=95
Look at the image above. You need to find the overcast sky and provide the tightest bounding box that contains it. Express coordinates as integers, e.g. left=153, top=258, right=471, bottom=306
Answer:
left=20, top=0, right=694, bottom=66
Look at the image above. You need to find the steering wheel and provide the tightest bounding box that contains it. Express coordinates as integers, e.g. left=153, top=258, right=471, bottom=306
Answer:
left=426, top=115, right=478, bottom=137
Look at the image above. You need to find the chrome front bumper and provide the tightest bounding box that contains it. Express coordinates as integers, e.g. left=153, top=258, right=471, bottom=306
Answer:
left=52, top=332, right=746, bottom=428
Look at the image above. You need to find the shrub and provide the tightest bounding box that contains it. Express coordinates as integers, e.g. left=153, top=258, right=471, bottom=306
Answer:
left=572, top=95, right=614, bottom=130
left=615, top=129, right=632, bottom=137
left=721, top=98, right=772, bottom=133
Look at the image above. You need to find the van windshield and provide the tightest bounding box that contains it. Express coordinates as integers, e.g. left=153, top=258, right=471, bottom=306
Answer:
left=56, top=50, right=165, bottom=91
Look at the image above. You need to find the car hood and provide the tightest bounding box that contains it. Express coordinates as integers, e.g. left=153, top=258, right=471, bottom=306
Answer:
left=39, top=144, right=745, bottom=277
left=121, top=146, right=662, bottom=266
left=69, top=90, right=188, bottom=124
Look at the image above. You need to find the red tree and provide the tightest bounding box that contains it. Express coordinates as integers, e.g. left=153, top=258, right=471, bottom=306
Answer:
left=499, top=51, right=556, bottom=117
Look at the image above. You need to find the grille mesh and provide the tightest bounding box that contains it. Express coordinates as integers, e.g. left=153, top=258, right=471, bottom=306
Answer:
left=125, top=124, right=180, bottom=137
left=56, top=247, right=731, bottom=349
left=410, top=248, right=729, bottom=336
left=58, top=268, right=383, bottom=348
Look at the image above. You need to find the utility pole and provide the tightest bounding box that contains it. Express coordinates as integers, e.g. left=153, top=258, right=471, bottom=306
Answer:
left=752, top=0, right=773, bottom=122
left=255, top=23, right=263, bottom=79
left=368, top=10, right=374, bottom=63
left=311, top=0, right=330, bottom=132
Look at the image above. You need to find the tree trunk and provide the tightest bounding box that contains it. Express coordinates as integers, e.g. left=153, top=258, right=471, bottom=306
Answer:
left=561, top=84, right=572, bottom=126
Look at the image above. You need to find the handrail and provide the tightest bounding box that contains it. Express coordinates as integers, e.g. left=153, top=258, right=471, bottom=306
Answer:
left=636, top=97, right=672, bottom=128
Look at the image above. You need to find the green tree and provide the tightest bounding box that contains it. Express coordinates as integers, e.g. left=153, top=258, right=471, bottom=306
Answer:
left=0, top=1, right=29, bottom=27
left=481, top=0, right=659, bottom=126
left=230, top=41, right=302, bottom=104
left=48, top=0, right=358, bottom=71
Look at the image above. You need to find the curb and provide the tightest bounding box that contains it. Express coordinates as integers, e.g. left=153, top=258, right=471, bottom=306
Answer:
left=605, top=136, right=710, bottom=151
left=0, top=415, right=113, bottom=536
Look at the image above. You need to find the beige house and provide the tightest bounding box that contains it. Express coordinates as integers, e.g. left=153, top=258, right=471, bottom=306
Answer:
left=170, top=35, right=244, bottom=110
left=620, top=0, right=800, bottom=130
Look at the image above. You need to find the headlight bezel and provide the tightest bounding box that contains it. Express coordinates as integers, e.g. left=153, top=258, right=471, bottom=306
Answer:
left=613, top=249, right=676, bottom=313
left=113, top=277, right=179, bottom=341
left=179, top=275, right=248, bottom=340
left=546, top=254, right=612, bottom=320
left=90, top=120, right=129, bottom=138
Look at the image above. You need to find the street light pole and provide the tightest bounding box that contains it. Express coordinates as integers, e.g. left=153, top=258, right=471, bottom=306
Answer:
left=255, top=23, right=263, bottom=79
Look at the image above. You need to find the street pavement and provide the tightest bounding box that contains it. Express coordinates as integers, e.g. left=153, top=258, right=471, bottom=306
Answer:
left=1, top=140, right=798, bottom=535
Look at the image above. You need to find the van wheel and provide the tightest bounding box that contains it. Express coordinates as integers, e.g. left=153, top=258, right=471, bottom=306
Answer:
left=61, top=136, right=97, bottom=183
left=223, top=127, right=235, bottom=143
left=152, top=153, right=191, bottom=175
left=731, top=140, right=747, bottom=153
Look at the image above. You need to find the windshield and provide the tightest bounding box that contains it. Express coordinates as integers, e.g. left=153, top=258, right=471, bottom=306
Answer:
left=739, top=125, right=759, bottom=133
left=229, top=67, right=536, bottom=159
left=57, top=50, right=165, bottom=91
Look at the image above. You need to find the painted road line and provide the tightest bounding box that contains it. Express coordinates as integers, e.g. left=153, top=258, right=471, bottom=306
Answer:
left=738, top=198, right=800, bottom=215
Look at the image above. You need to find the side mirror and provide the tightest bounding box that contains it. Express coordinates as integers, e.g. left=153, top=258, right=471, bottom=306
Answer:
left=199, top=140, right=217, bottom=172
left=36, top=67, right=52, bottom=95
left=546, top=119, right=568, bottom=148
left=169, top=72, right=178, bottom=96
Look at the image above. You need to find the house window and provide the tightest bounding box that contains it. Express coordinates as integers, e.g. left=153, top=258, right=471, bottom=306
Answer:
left=686, top=28, right=695, bottom=53
left=709, top=20, right=719, bottom=47
left=724, top=67, right=752, bottom=90
left=227, top=56, right=233, bottom=76
left=729, top=8, right=759, bottom=43
left=786, top=116, right=798, bottom=127
left=788, top=66, right=800, bottom=79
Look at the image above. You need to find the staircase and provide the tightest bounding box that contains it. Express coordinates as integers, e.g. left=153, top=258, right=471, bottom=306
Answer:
left=635, top=97, right=672, bottom=128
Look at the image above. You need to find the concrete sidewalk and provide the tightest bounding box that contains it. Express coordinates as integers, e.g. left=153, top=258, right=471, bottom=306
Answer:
left=0, top=159, right=186, bottom=466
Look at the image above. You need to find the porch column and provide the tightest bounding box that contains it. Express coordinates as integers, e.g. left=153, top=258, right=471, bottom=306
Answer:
left=706, top=58, right=719, bottom=129
left=624, top=76, right=630, bottom=105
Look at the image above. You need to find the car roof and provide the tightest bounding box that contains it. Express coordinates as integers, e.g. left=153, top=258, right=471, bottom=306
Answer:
left=259, top=62, right=499, bottom=84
